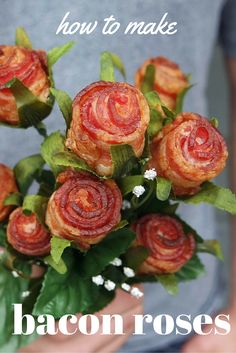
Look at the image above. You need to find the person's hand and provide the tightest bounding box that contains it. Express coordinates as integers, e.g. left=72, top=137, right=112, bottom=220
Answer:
left=19, top=286, right=143, bottom=353
left=182, top=307, right=236, bottom=353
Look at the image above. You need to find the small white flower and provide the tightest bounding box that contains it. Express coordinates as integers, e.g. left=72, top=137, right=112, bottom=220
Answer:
left=110, top=257, right=122, bottom=266
left=22, top=291, right=30, bottom=298
left=130, top=287, right=144, bottom=299
left=104, top=280, right=116, bottom=291
left=12, top=271, right=19, bottom=278
left=144, top=168, right=157, bottom=181
left=123, top=267, right=135, bottom=278
left=132, top=185, right=145, bottom=198
left=122, top=200, right=131, bottom=210
left=121, top=283, right=131, bottom=292
left=92, top=275, right=104, bottom=286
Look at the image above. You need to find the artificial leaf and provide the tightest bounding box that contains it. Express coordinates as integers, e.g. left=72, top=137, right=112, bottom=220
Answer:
left=50, top=236, right=71, bottom=264
left=110, top=52, right=126, bottom=79
left=34, top=121, right=48, bottom=137
left=80, top=228, right=136, bottom=278
left=22, top=195, right=48, bottom=224
left=141, top=64, right=155, bottom=94
left=118, top=175, right=144, bottom=196
left=148, top=108, right=163, bottom=139
left=124, top=246, right=149, bottom=271
left=197, top=240, right=223, bottom=260
left=156, top=274, right=179, bottom=295
left=36, top=170, right=56, bottom=197
left=110, top=144, right=137, bottom=178
left=52, top=151, right=94, bottom=175
left=14, top=154, right=45, bottom=194
left=175, top=255, right=206, bottom=281
left=15, top=27, right=32, bottom=49
left=100, top=51, right=115, bottom=82
left=156, top=177, right=172, bottom=201
left=40, top=131, right=65, bottom=175
left=3, top=192, right=22, bottom=207
left=47, top=41, right=75, bottom=68
left=50, top=88, right=72, bottom=129
left=181, top=182, right=236, bottom=215
left=175, top=85, right=193, bottom=114
left=44, top=255, right=67, bottom=275
left=145, top=91, right=174, bottom=120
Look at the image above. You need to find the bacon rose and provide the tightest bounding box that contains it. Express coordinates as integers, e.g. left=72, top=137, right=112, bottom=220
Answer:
left=7, top=207, right=51, bottom=256
left=65, top=81, right=150, bottom=176
left=46, top=170, right=122, bottom=248
left=0, top=45, right=50, bottom=125
left=135, top=56, right=188, bottom=112
left=133, top=214, right=195, bottom=274
left=0, top=163, right=18, bottom=222
left=150, top=112, right=228, bottom=195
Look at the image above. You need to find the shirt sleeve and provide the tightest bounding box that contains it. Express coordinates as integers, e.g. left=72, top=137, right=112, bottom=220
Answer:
left=219, top=0, right=236, bottom=58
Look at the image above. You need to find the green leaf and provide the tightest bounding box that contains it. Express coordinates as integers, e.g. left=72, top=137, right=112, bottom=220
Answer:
left=141, top=64, right=155, bottom=94
left=36, top=170, right=56, bottom=197
left=0, top=226, right=6, bottom=247
left=15, top=27, right=32, bottom=49
left=80, top=228, right=136, bottom=278
left=182, top=182, right=236, bottom=215
left=0, top=264, right=29, bottom=349
left=197, top=240, right=223, bottom=260
left=3, top=192, right=22, bottom=207
left=175, top=255, right=206, bottom=281
left=156, top=274, right=179, bottom=295
left=5, top=78, right=53, bottom=128
left=47, top=41, right=75, bottom=68
left=22, top=195, right=48, bottom=224
left=118, top=175, right=144, bottom=196
left=40, top=131, right=65, bottom=175
left=156, top=177, right=172, bottom=201
left=148, top=108, right=163, bottom=139
left=145, top=91, right=174, bottom=120
left=34, top=121, right=48, bottom=137
left=100, top=51, right=115, bottom=82
left=50, top=88, right=72, bottom=129
left=110, top=52, right=126, bottom=79
left=50, top=236, right=71, bottom=264
left=110, top=144, right=137, bottom=178
left=14, top=154, right=45, bottom=194
left=175, top=85, right=193, bottom=114
left=44, top=255, right=67, bottom=275
left=124, top=246, right=149, bottom=271
left=52, top=151, right=95, bottom=175
left=210, top=117, right=219, bottom=128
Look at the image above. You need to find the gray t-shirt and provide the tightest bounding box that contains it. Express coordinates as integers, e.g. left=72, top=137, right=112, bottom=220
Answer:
left=1, top=0, right=236, bottom=351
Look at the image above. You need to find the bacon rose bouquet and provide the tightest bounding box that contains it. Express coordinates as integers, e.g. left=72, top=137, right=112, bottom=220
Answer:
left=0, top=31, right=236, bottom=352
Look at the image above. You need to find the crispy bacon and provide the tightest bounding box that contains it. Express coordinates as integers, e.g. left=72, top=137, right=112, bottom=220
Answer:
left=65, top=81, right=150, bottom=176
left=0, top=45, right=50, bottom=125
left=7, top=207, right=51, bottom=256
left=135, top=56, right=188, bottom=112
left=150, top=113, right=228, bottom=195
left=46, top=170, right=122, bottom=248
left=0, top=163, right=18, bottom=221
left=133, top=214, right=195, bottom=274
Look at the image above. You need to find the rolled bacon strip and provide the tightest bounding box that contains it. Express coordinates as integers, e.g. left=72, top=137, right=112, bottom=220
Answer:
left=0, top=45, right=50, bottom=125
left=135, top=56, right=188, bottom=112
left=0, top=163, right=18, bottom=221
left=150, top=113, right=228, bottom=195
left=133, top=214, right=195, bottom=274
left=7, top=207, right=51, bottom=256
left=65, top=81, right=150, bottom=176
left=46, top=170, right=122, bottom=247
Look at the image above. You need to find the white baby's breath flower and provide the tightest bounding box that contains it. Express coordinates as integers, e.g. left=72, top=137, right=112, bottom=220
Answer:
left=122, top=200, right=131, bottom=210
left=130, top=287, right=144, bottom=299
left=144, top=168, right=157, bottom=180
left=92, top=275, right=104, bottom=286
left=123, top=267, right=135, bottom=278
left=22, top=291, right=30, bottom=298
left=12, top=271, right=19, bottom=278
left=104, top=280, right=116, bottom=291
left=132, top=185, right=145, bottom=198
left=110, top=257, right=122, bottom=266
left=121, top=283, right=131, bottom=292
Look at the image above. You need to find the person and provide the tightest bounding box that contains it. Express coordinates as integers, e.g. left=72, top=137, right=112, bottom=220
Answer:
left=1, top=0, right=236, bottom=352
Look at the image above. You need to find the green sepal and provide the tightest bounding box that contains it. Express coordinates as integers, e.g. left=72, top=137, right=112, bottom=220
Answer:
left=40, top=131, right=65, bottom=175
left=109, top=52, right=126, bottom=79
left=4, top=78, right=53, bottom=128
left=52, top=151, right=96, bottom=176
left=47, top=41, right=75, bottom=68
left=50, top=88, right=72, bottom=129
left=80, top=228, right=136, bottom=278
left=3, top=192, right=22, bottom=207
left=148, top=108, right=163, bottom=139
left=197, top=240, right=223, bottom=260
left=180, top=182, right=236, bottom=215
left=15, top=27, right=32, bottom=49
left=141, top=64, right=155, bottom=94
left=111, top=144, right=137, bottom=178
left=44, top=254, right=67, bottom=275
left=156, top=177, right=172, bottom=201
left=175, top=85, right=194, bottom=115
left=210, top=117, right=219, bottom=128
left=14, top=154, right=45, bottom=194
left=100, top=51, right=126, bottom=82
left=145, top=91, right=175, bottom=120
left=22, top=195, right=48, bottom=225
